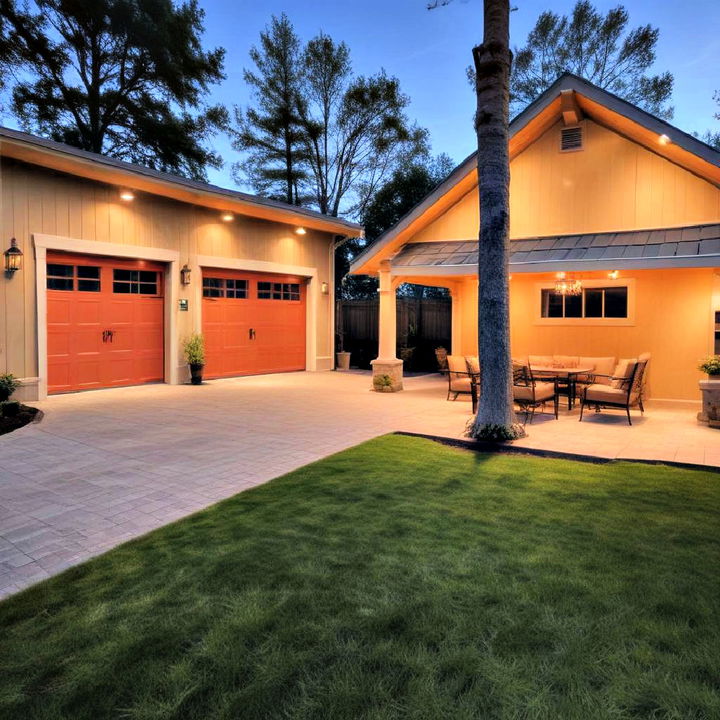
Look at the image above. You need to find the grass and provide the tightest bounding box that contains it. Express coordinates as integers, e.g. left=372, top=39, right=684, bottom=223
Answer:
left=1, top=434, right=719, bottom=720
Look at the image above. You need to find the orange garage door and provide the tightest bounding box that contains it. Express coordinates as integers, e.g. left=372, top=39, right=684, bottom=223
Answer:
left=47, top=253, right=164, bottom=394
left=202, top=269, right=306, bottom=378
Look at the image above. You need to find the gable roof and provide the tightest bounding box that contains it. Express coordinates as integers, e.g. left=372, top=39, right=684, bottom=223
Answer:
left=350, top=73, right=720, bottom=275
left=0, top=126, right=362, bottom=236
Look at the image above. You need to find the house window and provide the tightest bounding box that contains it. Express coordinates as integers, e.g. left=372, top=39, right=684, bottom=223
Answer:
left=113, top=269, right=159, bottom=295
left=202, top=278, right=248, bottom=298
left=258, top=282, right=300, bottom=300
left=47, top=263, right=100, bottom=292
left=541, top=286, right=628, bottom=319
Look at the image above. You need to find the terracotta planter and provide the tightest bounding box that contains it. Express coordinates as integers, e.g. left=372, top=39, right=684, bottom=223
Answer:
left=0, top=388, right=10, bottom=402
left=336, top=351, right=351, bottom=371
left=698, top=377, right=720, bottom=427
left=189, top=363, right=204, bottom=385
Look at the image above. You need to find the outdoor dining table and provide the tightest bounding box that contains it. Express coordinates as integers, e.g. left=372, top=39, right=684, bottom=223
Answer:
left=530, top=366, right=594, bottom=411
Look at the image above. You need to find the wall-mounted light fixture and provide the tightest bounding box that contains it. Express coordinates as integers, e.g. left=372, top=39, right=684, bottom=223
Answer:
left=295, top=227, right=306, bottom=235
left=608, top=270, right=619, bottom=280
left=4, top=238, right=23, bottom=276
left=180, top=263, right=192, bottom=285
left=119, top=189, right=135, bottom=201
left=321, top=281, right=329, bottom=294
left=658, top=134, right=671, bottom=146
left=221, top=212, right=234, bottom=222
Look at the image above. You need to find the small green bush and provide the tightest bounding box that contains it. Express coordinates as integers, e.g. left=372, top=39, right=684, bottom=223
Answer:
left=698, top=355, right=720, bottom=376
left=183, top=333, right=205, bottom=365
left=373, top=374, right=393, bottom=389
left=0, top=373, right=19, bottom=400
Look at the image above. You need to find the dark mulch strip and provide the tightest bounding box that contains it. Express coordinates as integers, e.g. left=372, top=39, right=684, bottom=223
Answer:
left=0, top=405, right=43, bottom=436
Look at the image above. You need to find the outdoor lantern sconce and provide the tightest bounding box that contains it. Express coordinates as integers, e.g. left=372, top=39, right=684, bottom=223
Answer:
left=321, top=281, right=329, bottom=294
left=4, top=238, right=23, bottom=277
left=180, top=263, right=192, bottom=285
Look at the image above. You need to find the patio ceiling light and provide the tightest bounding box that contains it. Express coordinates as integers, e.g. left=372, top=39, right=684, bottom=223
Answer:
left=221, top=212, right=234, bottom=222
left=658, top=133, right=671, bottom=145
left=295, top=227, right=306, bottom=235
left=555, top=272, right=582, bottom=296
left=119, top=189, right=135, bottom=201
left=4, top=238, right=23, bottom=276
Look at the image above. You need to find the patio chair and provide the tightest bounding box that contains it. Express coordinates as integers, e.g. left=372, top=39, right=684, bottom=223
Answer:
left=579, top=353, right=650, bottom=426
left=446, top=355, right=475, bottom=401
left=512, top=364, right=559, bottom=424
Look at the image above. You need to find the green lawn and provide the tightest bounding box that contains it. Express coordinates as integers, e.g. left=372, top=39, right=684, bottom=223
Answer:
left=1, top=435, right=719, bottom=720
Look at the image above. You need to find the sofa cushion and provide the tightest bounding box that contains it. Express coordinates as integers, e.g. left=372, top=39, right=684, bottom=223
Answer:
left=578, top=356, right=616, bottom=385
left=584, top=384, right=627, bottom=404
left=528, top=355, right=553, bottom=368
left=611, top=359, right=637, bottom=389
left=450, top=377, right=472, bottom=393
left=514, top=381, right=555, bottom=402
left=553, top=355, right=579, bottom=368
left=465, top=355, right=480, bottom=376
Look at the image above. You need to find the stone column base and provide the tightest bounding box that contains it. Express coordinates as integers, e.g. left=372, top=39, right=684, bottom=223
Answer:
left=370, top=358, right=404, bottom=392
left=697, top=379, right=720, bottom=426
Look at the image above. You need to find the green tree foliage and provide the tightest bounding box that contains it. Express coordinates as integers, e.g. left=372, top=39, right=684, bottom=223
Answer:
left=510, top=1, right=674, bottom=118
left=703, top=91, right=720, bottom=150
left=231, top=13, right=306, bottom=205
left=233, top=17, right=427, bottom=218
left=339, top=155, right=454, bottom=300
left=0, top=0, right=227, bottom=180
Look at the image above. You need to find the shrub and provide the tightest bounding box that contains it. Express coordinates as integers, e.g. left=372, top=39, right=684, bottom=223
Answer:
left=698, top=355, right=720, bottom=376
left=373, top=374, right=393, bottom=389
left=0, top=374, right=20, bottom=401
left=183, top=333, right=205, bottom=365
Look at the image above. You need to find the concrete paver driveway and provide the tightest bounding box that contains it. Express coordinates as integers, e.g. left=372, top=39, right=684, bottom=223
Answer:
left=1, top=370, right=717, bottom=598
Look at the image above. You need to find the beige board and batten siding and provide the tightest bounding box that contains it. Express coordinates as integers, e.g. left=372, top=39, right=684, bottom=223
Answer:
left=411, top=119, right=720, bottom=244
left=0, top=158, right=337, bottom=399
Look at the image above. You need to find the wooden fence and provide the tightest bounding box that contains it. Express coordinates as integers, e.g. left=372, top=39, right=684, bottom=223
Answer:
left=337, top=298, right=451, bottom=370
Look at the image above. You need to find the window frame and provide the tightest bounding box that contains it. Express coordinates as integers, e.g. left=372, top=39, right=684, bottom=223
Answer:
left=46, top=263, right=101, bottom=293
left=202, top=277, right=249, bottom=299
left=257, top=281, right=301, bottom=301
left=112, top=268, right=161, bottom=296
left=534, top=278, right=636, bottom=327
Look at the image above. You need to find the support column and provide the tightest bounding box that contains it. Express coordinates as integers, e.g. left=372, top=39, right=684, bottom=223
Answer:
left=450, top=283, right=462, bottom=355
left=370, top=260, right=403, bottom=391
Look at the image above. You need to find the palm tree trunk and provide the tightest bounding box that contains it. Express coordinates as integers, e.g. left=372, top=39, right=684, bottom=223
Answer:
left=470, top=0, right=525, bottom=441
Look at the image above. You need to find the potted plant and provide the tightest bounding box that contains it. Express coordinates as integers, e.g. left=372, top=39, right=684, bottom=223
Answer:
left=336, top=331, right=351, bottom=371
left=183, top=333, right=205, bottom=385
left=0, top=373, right=19, bottom=402
left=435, top=346, right=448, bottom=371
left=373, top=374, right=394, bottom=393
left=698, top=355, right=720, bottom=427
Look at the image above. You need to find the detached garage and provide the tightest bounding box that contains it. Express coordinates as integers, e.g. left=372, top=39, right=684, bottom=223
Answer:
left=0, top=126, right=362, bottom=402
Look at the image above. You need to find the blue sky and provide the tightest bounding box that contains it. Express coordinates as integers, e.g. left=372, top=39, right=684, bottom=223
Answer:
left=199, top=0, right=719, bottom=189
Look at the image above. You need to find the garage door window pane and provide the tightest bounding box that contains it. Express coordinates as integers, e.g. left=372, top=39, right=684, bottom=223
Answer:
left=47, top=263, right=74, bottom=290
left=203, top=277, right=223, bottom=298
left=226, top=279, right=247, bottom=299
left=258, top=281, right=300, bottom=300
left=113, top=269, right=159, bottom=294
left=76, top=266, right=100, bottom=292
left=258, top=281, right=272, bottom=299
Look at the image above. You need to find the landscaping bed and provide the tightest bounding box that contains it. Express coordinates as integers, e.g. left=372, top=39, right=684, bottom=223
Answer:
left=1, top=434, right=718, bottom=719
left=0, top=403, right=41, bottom=436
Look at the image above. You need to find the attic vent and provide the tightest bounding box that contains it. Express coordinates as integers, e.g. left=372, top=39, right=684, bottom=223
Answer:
left=560, top=126, right=583, bottom=152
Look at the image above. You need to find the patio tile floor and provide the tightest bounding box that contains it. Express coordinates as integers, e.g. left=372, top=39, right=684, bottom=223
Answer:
left=0, top=370, right=717, bottom=598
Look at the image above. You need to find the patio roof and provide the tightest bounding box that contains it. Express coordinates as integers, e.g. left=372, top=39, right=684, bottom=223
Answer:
left=390, top=222, right=720, bottom=275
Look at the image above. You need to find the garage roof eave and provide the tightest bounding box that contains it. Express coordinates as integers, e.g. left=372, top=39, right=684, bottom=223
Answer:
left=0, top=126, right=363, bottom=236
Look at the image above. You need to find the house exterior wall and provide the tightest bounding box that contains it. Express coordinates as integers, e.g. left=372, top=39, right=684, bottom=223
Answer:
left=1, top=158, right=337, bottom=400
left=453, top=268, right=718, bottom=401
left=412, top=119, right=720, bottom=244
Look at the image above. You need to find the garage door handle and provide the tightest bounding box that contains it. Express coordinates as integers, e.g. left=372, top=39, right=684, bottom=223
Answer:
left=249, top=328, right=256, bottom=340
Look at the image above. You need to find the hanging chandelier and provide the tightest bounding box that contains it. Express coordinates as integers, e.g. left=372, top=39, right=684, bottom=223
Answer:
left=554, top=272, right=582, bottom=296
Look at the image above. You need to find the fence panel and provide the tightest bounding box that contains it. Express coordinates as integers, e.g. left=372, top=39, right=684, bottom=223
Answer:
left=338, top=298, right=451, bottom=371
